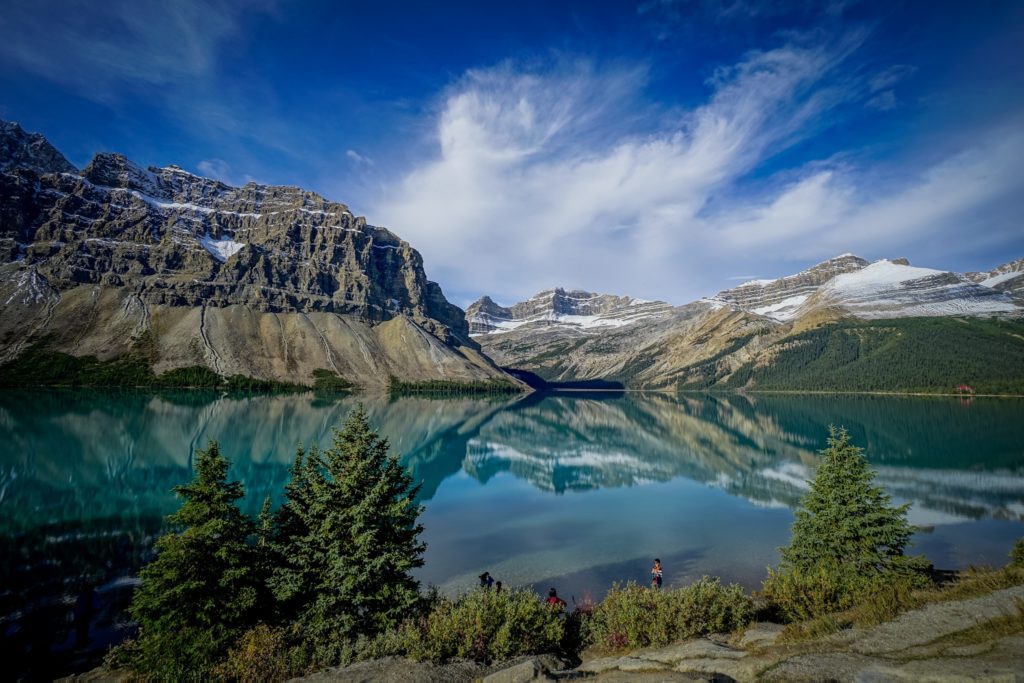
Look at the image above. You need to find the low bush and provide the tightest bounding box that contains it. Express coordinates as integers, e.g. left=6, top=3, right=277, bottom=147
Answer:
left=761, top=562, right=865, bottom=622
left=584, top=577, right=752, bottom=650
left=215, top=624, right=303, bottom=683
left=396, top=588, right=565, bottom=663
left=761, top=560, right=927, bottom=624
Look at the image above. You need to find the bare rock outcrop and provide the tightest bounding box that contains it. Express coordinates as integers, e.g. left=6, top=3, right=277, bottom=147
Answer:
left=0, top=121, right=509, bottom=387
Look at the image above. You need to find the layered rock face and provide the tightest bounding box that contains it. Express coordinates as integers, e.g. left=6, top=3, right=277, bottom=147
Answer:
left=805, top=259, right=1021, bottom=319
left=707, top=254, right=868, bottom=321
left=466, top=288, right=673, bottom=335
left=0, top=121, right=506, bottom=386
left=708, top=254, right=1020, bottom=322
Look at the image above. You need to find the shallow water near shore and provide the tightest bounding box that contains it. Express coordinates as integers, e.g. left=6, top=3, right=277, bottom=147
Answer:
left=2, top=388, right=1023, bottom=674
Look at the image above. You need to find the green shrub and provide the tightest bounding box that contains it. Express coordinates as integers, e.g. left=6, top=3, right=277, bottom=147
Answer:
left=584, top=577, right=752, bottom=650
left=215, top=624, right=302, bottom=683
left=1011, top=538, right=1024, bottom=567
left=763, top=559, right=928, bottom=627
left=397, top=589, right=565, bottom=663
left=761, top=562, right=865, bottom=623
left=852, top=576, right=922, bottom=627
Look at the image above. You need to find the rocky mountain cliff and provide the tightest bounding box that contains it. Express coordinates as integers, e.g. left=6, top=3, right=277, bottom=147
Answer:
left=0, top=121, right=508, bottom=387
left=707, top=253, right=869, bottom=321
left=966, top=257, right=1024, bottom=299
left=466, top=288, right=673, bottom=335
left=474, top=255, right=1023, bottom=390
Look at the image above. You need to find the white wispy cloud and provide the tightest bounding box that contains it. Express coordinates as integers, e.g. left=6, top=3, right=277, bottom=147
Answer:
left=371, top=37, right=1024, bottom=305
left=196, top=158, right=233, bottom=181
left=869, top=64, right=917, bottom=92
left=346, top=149, right=374, bottom=165
left=194, top=157, right=260, bottom=186
left=0, top=0, right=274, bottom=101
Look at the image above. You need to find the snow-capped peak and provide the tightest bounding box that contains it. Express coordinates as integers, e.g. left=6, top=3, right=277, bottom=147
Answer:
left=815, top=259, right=1020, bottom=319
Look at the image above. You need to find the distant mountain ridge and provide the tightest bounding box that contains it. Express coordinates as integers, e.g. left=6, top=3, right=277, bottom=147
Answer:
left=472, top=254, right=1024, bottom=392
left=965, top=257, right=1024, bottom=299
left=466, top=288, right=673, bottom=335
left=0, top=120, right=508, bottom=387
left=707, top=256, right=1020, bottom=322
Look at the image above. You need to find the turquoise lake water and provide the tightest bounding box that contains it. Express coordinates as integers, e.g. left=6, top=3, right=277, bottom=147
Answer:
left=2, top=389, right=1023, bottom=672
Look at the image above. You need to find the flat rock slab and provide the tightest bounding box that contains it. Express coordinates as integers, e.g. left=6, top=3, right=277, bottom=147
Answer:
left=848, top=585, right=1024, bottom=655
left=764, top=649, right=1024, bottom=682
left=293, top=656, right=488, bottom=683
left=581, top=672, right=712, bottom=683
left=635, top=639, right=746, bottom=664
left=579, top=639, right=780, bottom=681
left=580, top=657, right=669, bottom=674
left=56, top=668, right=134, bottom=683
left=736, top=622, right=785, bottom=649
left=483, top=655, right=568, bottom=683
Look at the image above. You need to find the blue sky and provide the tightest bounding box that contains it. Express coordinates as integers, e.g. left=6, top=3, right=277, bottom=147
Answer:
left=1, top=0, right=1022, bottom=306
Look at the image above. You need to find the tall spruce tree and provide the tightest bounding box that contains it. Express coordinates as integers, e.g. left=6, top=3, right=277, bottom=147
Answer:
left=271, top=406, right=425, bottom=650
left=127, top=441, right=261, bottom=679
left=268, top=444, right=325, bottom=623
left=780, top=427, right=929, bottom=578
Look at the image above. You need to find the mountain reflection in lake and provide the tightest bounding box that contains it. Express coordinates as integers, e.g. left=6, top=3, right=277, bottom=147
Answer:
left=2, top=389, right=1022, bottom=675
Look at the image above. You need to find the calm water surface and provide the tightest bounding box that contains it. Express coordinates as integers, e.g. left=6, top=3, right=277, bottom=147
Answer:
left=2, top=389, right=1023, bottom=673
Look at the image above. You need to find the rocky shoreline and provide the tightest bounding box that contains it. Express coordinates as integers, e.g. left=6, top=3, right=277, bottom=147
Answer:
left=60, top=583, right=1024, bottom=682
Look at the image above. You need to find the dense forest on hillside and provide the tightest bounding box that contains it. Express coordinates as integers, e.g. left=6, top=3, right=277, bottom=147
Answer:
left=714, top=317, right=1024, bottom=394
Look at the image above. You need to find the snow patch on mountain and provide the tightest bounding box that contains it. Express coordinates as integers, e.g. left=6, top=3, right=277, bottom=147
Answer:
left=751, top=294, right=809, bottom=321
left=814, top=260, right=1020, bottom=319
left=198, top=233, right=246, bottom=262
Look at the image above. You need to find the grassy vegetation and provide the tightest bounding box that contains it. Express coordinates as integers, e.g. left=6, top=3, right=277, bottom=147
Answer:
left=776, top=563, right=1024, bottom=642
left=386, top=375, right=523, bottom=396
left=584, top=578, right=752, bottom=650
left=0, top=339, right=306, bottom=391
left=712, top=317, right=1024, bottom=394
left=392, top=588, right=567, bottom=663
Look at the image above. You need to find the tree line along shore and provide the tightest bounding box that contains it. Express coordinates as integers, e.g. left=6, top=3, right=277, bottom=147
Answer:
left=86, top=409, right=1024, bottom=681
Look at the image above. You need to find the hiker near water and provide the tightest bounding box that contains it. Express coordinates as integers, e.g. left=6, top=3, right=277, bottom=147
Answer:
left=479, top=571, right=494, bottom=589
left=546, top=587, right=567, bottom=609
left=651, top=558, right=663, bottom=589
left=495, top=581, right=503, bottom=594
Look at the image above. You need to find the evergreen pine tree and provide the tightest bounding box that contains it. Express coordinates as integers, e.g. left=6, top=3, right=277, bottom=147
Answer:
left=763, top=427, right=930, bottom=620
left=780, top=427, right=927, bottom=578
left=258, top=496, right=273, bottom=548
left=270, top=407, right=425, bottom=654
left=268, top=444, right=325, bottom=623
left=127, top=441, right=260, bottom=679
